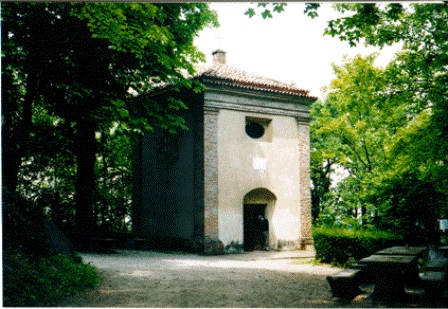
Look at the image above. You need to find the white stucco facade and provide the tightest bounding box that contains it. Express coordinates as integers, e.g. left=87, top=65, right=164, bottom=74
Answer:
left=205, top=88, right=312, bottom=251
left=133, top=50, right=315, bottom=254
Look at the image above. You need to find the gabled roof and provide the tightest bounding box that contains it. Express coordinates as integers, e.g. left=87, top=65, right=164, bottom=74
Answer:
left=194, top=63, right=316, bottom=100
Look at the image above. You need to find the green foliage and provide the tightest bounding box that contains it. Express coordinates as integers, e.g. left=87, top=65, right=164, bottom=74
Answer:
left=321, top=3, right=448, bottom=174
left=311, top=3, right=448, bottom=241
left=15, top=107, right=78, bottom=233
left=311, top=54, right=404, bottom=226
left=313, top=226, right=403, bottom=265
left=2, top=2, right=218, bottom=243
left=3, top=253, right=99, bottom=307
left=292, top=258, right=321, bottom=266
left=311, top=49, right=448, bottom=242
left=244, top=3, right=321, bottom=19
left=94, top=129, right=133, bottom=234
left=245, top=3, right=287, bottom=19
left=225, top=241, right=244, bottom=253
left=304, top=3, right=320, bottom=19
left=363, top=172, right=446, bottom=245
left=2, top=189, right=52, bottom=258
left=2, top=186, right=86, bottom=309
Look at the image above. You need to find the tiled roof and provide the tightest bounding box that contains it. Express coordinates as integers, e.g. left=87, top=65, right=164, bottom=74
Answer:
left=194, top=64, right=315, bottom=99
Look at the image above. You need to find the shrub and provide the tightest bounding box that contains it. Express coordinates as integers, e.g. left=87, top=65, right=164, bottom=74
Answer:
left=313, top=226, right=404, bottom=265
left=3, top=190, right=100, bottom=306
left=2, top=190, right=52, bottom=259
left=3, top=252, right=100, bottom=307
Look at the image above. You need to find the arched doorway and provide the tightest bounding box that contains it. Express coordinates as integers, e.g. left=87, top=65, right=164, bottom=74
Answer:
left=243, top=188, right=276, bottom=251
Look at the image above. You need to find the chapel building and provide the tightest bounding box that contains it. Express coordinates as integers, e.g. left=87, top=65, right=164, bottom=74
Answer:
left=132, top=50, right=317, bottom=254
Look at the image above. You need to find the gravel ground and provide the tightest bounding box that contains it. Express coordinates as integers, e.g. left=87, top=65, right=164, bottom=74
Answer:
left=58, top=250, right=444, bottom=308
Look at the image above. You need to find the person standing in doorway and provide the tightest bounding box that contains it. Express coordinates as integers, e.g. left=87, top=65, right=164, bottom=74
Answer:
left=258, top=215, right=269, bottom=251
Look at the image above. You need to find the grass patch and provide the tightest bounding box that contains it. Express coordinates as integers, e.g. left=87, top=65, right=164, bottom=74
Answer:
left=3, top=252, right=100, bottom=307
left=292, top=258, right=322, bottom=265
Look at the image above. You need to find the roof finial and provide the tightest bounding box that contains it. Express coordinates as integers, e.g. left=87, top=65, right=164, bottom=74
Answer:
left=216, top=32, right=224, bottom=48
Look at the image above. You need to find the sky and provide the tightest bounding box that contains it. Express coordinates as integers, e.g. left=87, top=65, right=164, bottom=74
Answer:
left=194, top=2, right=401, bottom=99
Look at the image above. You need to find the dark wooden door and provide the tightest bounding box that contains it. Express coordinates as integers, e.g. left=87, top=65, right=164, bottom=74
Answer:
left=243, top=204, right=266, bottom=251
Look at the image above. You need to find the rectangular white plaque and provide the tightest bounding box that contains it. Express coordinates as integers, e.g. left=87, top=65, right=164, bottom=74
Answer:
left=253, top=157, right=267, bottom=170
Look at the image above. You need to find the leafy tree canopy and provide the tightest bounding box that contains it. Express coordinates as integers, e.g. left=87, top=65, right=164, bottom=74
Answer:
left=307, top=3, right=448, bottom=242
left=2, top=2, right=218, bottom=246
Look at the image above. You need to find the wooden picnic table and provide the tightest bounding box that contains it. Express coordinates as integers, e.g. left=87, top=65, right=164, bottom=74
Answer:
left=359, top=254, right=418, bottom=301
left=375, top=246, right=427, bottom=257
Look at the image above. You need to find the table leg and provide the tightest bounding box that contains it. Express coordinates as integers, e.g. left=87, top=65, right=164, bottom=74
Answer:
left=371, top=267, right=407, bottom=301
left=405, top=263, right=421, bottom=287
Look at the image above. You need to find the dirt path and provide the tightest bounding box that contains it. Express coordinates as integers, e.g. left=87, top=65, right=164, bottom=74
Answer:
left=58, top=250, right=439, bottom=308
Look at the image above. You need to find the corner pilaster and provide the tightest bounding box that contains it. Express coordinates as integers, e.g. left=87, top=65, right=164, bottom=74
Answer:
left=202, top=106, right=224, bottom=254
left=297, top=118, right=313, bottom=249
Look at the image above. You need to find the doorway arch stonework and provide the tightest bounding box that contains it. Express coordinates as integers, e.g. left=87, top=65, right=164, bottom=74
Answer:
left=243, top=188, right=277, bottom=251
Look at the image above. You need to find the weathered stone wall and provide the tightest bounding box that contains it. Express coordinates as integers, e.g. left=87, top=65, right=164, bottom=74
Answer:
left=135, top=94, right=203, bottom=251
left=133, top=86, right=314, bottom=254
left=205, top=87, right=314, bottom=251
left=297, top=119, right=313, bottom=248
left=192, top=102, right=205, bottom=253
left=202, top=106, right=224, bottom=254
left=277, top=240, right=300, bottom=251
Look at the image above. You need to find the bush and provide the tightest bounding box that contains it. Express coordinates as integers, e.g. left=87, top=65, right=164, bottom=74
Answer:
left=313, top=226, right=404, bottom=266
left=3, top=252, right=100, bottom=307
left=2, top=190, right=52, bottom=258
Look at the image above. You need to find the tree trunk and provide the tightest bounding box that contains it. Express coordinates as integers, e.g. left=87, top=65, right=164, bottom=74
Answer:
left=74, top=119, right=97, bottom=250
left=1, top=91, right=22, bottom=194
left=2, top=68, right=36, bottom=194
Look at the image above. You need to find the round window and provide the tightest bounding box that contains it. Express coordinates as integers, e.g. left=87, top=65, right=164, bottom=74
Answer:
left=245, top=122, right=265, bottom=139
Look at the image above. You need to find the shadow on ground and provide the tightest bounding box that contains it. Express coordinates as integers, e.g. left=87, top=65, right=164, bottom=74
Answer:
left=333, top=283, right=447, bottom=308
left=58, top=250, right=448, bottom=308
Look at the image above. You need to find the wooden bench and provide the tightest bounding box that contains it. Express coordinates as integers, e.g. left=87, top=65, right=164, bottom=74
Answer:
left=327, top=269, right=362, bottom=299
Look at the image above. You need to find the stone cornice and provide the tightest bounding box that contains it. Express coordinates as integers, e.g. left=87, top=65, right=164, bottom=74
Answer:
left=203, top=106, right=220, bottom=114
left=204, top=86, right=312, bottom=120
left=296, top=117, right=310, bottom=126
